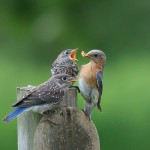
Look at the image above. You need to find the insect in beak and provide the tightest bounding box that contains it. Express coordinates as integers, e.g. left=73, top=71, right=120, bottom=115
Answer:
left=81, top=51, right=92, bottom=58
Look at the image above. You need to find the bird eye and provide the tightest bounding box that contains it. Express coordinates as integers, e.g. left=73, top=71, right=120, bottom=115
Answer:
left=65, top=51, right=69, bottom=55
left=94, top=54, right=98, bottom=57
left=62, top=76, right=67, bottom=81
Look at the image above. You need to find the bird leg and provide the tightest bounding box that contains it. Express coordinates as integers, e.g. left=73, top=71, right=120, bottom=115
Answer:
left=81, top=109, right=87, bottom=115
left=84, top=102, right=94, bottom=120
left=80, top=109, right=91, bottom=121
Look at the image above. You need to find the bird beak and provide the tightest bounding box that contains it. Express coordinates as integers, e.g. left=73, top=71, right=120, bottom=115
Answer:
left=67, top=77, right=77, bottom=83
left=70, top=49, right=78, bottom=61
left=81, top=51, right=92, bottom=58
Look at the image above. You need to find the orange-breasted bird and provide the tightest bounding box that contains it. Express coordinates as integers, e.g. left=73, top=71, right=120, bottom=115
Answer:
left=78, top=50, right=106, bottom=119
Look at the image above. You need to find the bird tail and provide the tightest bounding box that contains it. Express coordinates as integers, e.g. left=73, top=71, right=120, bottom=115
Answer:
left=3, top=107, right=29, bottom=123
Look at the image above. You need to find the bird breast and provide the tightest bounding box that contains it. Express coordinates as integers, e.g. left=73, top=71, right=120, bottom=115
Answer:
left=79, top=62, right=100, bottom=87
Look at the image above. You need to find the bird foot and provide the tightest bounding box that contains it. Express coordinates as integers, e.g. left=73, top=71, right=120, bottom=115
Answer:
left=81, top=109, right=91, bottom=121
left=70, top=85, right=80, bottom=93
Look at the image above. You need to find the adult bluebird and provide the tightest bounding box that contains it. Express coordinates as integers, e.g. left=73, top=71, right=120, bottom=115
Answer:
left=51, top=49, right=79, bottom=78
left=3, top=74, right=76, bottom=123
left=78, top=50, right=106, bottom=119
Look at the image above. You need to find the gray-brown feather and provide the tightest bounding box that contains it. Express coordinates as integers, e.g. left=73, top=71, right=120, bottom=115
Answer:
left=12, top=74, right=72, bottom=108
left=51, top=49, right=78, bottom=77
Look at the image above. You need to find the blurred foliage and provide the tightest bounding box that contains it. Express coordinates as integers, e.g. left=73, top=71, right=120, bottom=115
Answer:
left=0, top=0, right=150, bottom=150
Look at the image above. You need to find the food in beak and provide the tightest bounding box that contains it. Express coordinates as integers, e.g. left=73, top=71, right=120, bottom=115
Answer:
left=81, top=51, right=86, bottom=57
left=81, top=51, right=92, bottom=58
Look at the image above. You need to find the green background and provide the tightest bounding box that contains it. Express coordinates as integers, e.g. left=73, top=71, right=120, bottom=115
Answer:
left=1, top=0, right=150, bottom=150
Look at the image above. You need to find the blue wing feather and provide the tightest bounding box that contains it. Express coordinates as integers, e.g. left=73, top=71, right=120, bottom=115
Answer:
left=96, top=71, right=103, bottom=112
left=3, top=107, right=29, bottom=123
left=96, top=71, right=103, bottom=97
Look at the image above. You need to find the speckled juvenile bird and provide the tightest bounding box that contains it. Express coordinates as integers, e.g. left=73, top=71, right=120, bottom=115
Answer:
left=78, top=50, right=106, bottom=119
left=51, top=49, right=79, bottom=78
left=3, top=74, right=76, bottom=123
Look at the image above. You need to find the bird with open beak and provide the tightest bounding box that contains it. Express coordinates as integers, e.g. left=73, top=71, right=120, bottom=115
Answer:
left=51, top=49, right=79, bottom=78
left=78, top=50, right=106, bottom=119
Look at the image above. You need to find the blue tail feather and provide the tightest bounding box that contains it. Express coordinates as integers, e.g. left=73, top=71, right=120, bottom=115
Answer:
left=3, top=107, right=29, bottom=123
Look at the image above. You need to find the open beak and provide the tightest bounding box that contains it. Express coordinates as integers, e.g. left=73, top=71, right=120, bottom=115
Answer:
left=70, top=49, right=78, bottom=61
left=67, top=77, right=77, bottom=83
left=81, top=51, right=92, bottom=58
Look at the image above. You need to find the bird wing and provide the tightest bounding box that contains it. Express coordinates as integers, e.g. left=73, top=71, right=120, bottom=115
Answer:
left=96, top=71, right=103, bottom=111
left=96, top=71, right=103, bottom=98
left=12, top=81, right=66, bottom=107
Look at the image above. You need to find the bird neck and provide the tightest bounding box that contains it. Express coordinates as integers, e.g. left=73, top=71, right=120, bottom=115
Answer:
left=89, top=60, right=103, bottom=71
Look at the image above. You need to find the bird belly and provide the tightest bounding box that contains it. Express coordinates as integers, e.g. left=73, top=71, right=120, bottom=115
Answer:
left=91, top=88, right=99, bottom=106
left=78, top=78, right=92, bottom=103
left=31, top=104, right=55, bottom=114
left=78, top=77, right=99, bottom=105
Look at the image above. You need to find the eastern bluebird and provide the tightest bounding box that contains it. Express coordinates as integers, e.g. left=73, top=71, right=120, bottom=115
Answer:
left=3, top=74, right=76, bottom=123
left=51, top=49, right=79, bottom=78
left=78, top=50, right=106, bottom=119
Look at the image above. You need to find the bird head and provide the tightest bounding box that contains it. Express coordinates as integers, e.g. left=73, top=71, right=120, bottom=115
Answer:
left=53, top=74, right=77, bottom=88
left=81, top=50, right=106, bottom=66
left=59, top=49, right=78, bottom=61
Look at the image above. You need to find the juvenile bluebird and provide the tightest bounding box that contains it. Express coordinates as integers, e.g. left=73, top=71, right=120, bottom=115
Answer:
left=51, top=49, right=79, bottom=78
left=3, top=74, right=76, bottom=123
left=78, top=50, right=106, bottom=119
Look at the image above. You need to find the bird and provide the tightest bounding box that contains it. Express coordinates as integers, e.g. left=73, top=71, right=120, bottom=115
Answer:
left=51, top=49, right=79, bottom=78
left=78, top=50, right=106, bottom=119
left=3, top=74, right=76, bottom=123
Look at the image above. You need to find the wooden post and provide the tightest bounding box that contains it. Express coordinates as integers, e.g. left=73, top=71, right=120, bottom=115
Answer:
left=17, top=86, right=42, bottom=150
left=17, top=87, right=100, bottom=150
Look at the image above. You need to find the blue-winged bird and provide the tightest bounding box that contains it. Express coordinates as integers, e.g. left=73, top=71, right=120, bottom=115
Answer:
left=78, top=50, right=106, bottom=119
left=3, top=74, right=76, bottom=123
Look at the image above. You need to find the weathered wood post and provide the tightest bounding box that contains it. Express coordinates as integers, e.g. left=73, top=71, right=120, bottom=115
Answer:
left=17, top=86, right=42, bottom=150
left=17, top=87, right=100, bottom=150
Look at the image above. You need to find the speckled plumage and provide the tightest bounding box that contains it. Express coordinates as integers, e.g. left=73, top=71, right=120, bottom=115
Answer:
left=3, top=74, right=75, bottom=122
left=51, top=49, right=79, bottom=78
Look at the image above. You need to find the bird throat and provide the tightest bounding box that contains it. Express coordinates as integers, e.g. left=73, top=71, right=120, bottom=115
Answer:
left=89, top=60, right=103, bottom=71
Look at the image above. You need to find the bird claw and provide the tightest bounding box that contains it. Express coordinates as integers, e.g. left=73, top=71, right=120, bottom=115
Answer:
left=81, top=109, right=85, bottom=113
left=70, top=85, right=80, bottom=93
left=81, top=109, right=91, bottom=121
